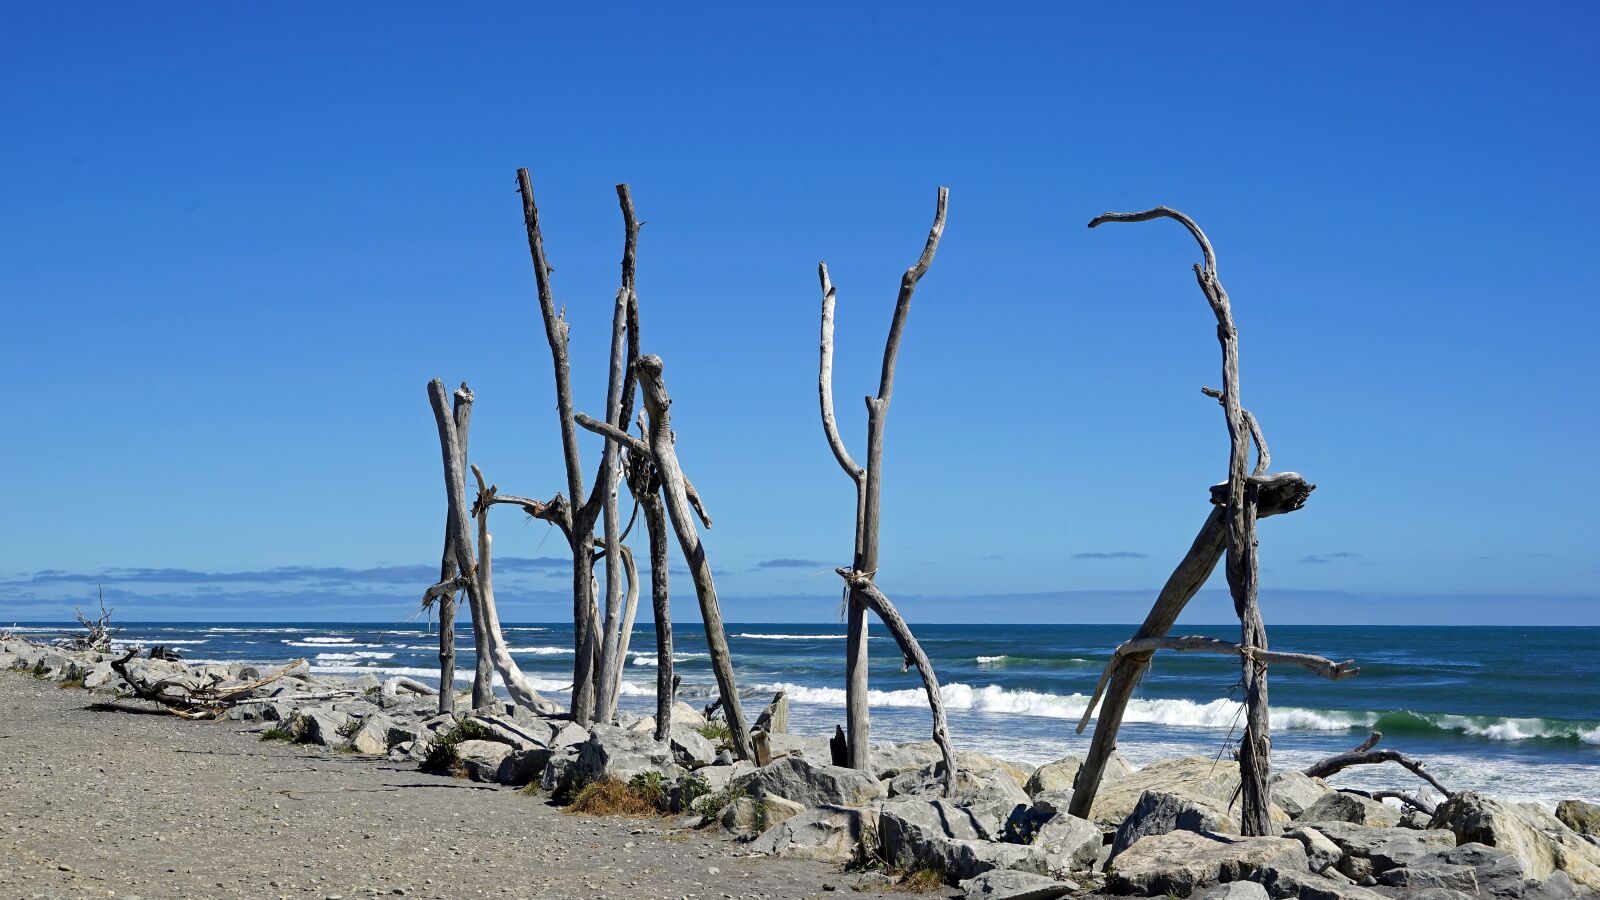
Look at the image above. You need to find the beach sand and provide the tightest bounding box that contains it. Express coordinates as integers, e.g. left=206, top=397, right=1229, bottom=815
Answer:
left=0, top=673, right=900, bottom=900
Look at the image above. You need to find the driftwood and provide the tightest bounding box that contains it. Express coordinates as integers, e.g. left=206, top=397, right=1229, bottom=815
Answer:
left=1078, top=635, right=1358, bottom=729
left=623, top=415, right=677, bottom=742
left=816, top=187, right=950, bottom=780
left=838, top=570, right=957, bottom=797
left=424, top=383, right=489, bottom=714
left=1370, top=790, right=1438, bottom=815
left=379, top=675, right=438, bottom=700
left=1304, top=731, right=1453, bottom=799
left=516, top=170, right=645, bottom=726
left=56, top=590, right=117, bottom=653
left=424, top=380, right=562, bottom=716
left=575, top=356, right=754, bottom=760
left=1082, top=207, right=1325, bottom=835
left=109, top=649, right=304, bottom=719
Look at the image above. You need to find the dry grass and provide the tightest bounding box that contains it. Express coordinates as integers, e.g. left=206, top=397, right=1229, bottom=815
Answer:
left=886, top=867, right=948, bottom=893
left=563, top=778, right=662, bottom=817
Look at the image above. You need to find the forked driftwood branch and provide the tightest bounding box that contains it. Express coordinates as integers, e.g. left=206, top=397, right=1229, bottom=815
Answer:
left=1304, top=731, right=1452, bottom=799
left=109, top=649, right=305, bottom=719
left=57, top=589, right=117, bottom=653
left=816, top=187, right=951, bottom=781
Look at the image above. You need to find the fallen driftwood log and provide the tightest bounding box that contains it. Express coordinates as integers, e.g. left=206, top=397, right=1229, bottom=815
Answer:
left=1304, top=730, right=1453, bottom=799
left=108, top=649, right=306, bottom=719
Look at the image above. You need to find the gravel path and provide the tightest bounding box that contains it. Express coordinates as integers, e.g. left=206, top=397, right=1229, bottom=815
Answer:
left=0, top=673, right=909, bottom=900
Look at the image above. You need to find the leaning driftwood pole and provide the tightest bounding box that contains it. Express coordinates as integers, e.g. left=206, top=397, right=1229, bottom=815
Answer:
left=424, top=380, right=562, bottom=715
left=623, top=416, right=676, bottom=741
left=1087, top=207, right=1272, bottom=835
left=432, top=384, right=492, bottom=714
left=817, top=186, right=949, bottom=772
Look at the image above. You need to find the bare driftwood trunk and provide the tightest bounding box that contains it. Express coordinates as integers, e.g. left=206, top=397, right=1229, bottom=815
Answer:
left=516, top=171, right=643, bottom=726
left=816, top=187, right=950, bottom=777
left=424, top=379, right=562, bottom=715
left=1086, top=207, right=1295, bottom=836
left=432, top=384, right=489, bottom=714
left=643, top=490, right=673, bottom=740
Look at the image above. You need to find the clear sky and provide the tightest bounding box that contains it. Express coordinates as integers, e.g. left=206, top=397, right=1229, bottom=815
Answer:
left=1, top=3, right=1595, bottom=625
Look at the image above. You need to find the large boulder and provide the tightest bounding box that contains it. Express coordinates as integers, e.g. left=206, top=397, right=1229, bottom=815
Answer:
left=879, top=799, right=1045, bottom=881
left=1301, top=820, right=1456, bottom=881
left=1104, top=830, right=1307, bottom=897
left=346, top=712, right=396, bottom=755
left=1191, top=884, right=1270, bottom=900
left=1284, top=825, right=1343, bottom=875
left=495, top=747, right=553, bottom=786
left=1088, top=756, right=1282, bottom=828
left=667, top=724, right=718, bottom=769
left=1430, top=792, right=1600, bottom=889
left=1271, top=770, right=1335, bottom=820
left=732, top=756, right=885, bottom=809
left=1031, top=812, right=1101, bottom=872
left=959, top=869, right=1075, bottom=900
left=291, top=708, right=350, bottom=747
left=454, top=739, right=514, bottom=782
left=721, top=793, right=805, bottom=837
left=1025, top=752, right=1133, bottom=797
left=574, top=725, right=681, bottom=785
left=745, top=805, right=876, bottom=863
left=890, top=763, right=1032, bottom=839
left=1556, top=801, right=1600, bottom=839
left=1375, top=846, right=1498, bottom=894
left=1300, top=791, right=1402, bottom=828
left=1110, top=789, right=1240, bottom=862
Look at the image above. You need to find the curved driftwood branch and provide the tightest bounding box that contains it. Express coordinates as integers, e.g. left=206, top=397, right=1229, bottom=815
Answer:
left=838, top=569, right=957, bottom=797
left=1371, top=790, right=1437, bottom=815
left=1203, top=386, right=1270, bottom=476
left=636, top=354, right=752, bottom=759
left=818, top=262, right=865, bottom=483
left=575, top=413, right=712, bottom=530
left=1078, top=636, right=1358, bottom=730
left=1304, top=732, right=1452, bottom=798
left=1088, top=206, right=1216, bottom=275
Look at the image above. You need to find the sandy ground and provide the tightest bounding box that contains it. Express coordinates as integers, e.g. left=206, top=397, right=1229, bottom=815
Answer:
left=0, top=673, right=910, bottom=900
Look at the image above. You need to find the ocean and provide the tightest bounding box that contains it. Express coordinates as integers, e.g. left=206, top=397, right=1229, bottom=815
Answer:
left=9, top=620, right=1597, bottom=807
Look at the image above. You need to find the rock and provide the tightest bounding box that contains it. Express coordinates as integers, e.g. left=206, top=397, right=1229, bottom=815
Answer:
left=733, top=756, right=885, bottom=809
left=958, top=869, right=1074, bottom=900
left=1191, top=884, right=1270, bottom=900
left=746, top=805, right=876, bottom=863
left=870, top=741, right=945, bottom=779
left=454, top=739, right=513, bottom=782
left=1272, top=770, right=1335, bottom=820
left=1300, top=792, right=1402, bottom=828
left=550, top=721, right=590, bottom=748
left=1109, top=789, right=1240, bottom=862
left=385, top=722, right=424, bottom=748
left=1410, top=843, right=1528, bottom=898
left=1527, top=871, right=1580, bottom=900
left=670, top=700, right=708, bottom=728
left=1104, top=830, right=1307, bottom=896
left=1031, top=812, right=1100, bottom=872
left=346, top=673, right=381, bottom=694
left=495, top=747, right=553, bottom=786
left=1088, top=756, right=1284, bottom=828
left=667, top=724, right=718, bottom=769
left=1027, top=789, right=1074, bottom=820
left=1401, top=808, right=1436, bottom=830
left=1025, top=752, right=1132, bottom=797
left=347, top=713, right=396, bottom=755
left=1254, top=867, right=1390, bottom=899
left=755, top=691, right=789, bottom=734
left=878, top=799, right=1044, bottom=881
left=889, top=766, right=1031, bottom=840
left=1430, top=792, right=1600, bottom=889
left=1303, top=820, right=1455, bottom=880
left=574, top=725, right=681, bottom=784
left=82, top=660, right=118, bottom=689
left=1285, top=825, right=1343, bottom=874
left=1557, top=800, right=1600, bottom=838
left=627, top=716, right=656, bottom=733
left=722, top=794, right=805, bottom=837
left=766, top=732, right=834, bottom=762
left=540, top=747, right=581, bottom=793
left=292, top=708, right=350, bottom=747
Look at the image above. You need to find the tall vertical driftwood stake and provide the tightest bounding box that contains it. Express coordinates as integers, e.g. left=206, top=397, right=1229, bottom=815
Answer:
left=634, top=448, right=675, bottom=741
left=516, top=170, right=640, bottom=726
left=1084, top=207, right=1287, bottom=835
left=433, top=386, right=470, bottom=714
left=575, top=357, right=752, bottom=760
left=423, top=380, right=562, bottom=715
left=817, top=187, right=953, bottom=782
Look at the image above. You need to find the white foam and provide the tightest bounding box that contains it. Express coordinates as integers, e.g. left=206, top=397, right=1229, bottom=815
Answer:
left=282, top=639, right=385, bottom=649
left=295, top=636, right=356, bottom=644
left=630, top=652, right=709, bottom=666
left=975, top=655, right=1006, bottom=663
left=736, top=633, right=848, bottom=640
left=758, top=680, right=1366, bottom=731
left=116, top=638, right=209, bottom=645
left=507, top=646, right=573, bottom=655
left=313, top=651, right=395, bottom=661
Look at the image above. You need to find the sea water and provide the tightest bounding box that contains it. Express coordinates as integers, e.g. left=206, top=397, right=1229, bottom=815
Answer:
left=11, top=621, right=1597, bottom=806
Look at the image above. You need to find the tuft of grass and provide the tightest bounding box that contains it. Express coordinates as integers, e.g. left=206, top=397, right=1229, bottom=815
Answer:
left=419, top=718, right=501, bottom=776
left=886, top=867, right=947, bottom=893
left=260, top=725, right=294, bottom=742
left=336, top=717, right=363, bottom=739
left=564, top=777, right=664, bottom=817
left=31, top=660, right=50, bottom=680
left=57, top=676, right=86, bottom=690
left=628, top=771, right=669, bottom=809
left=697, top=719, right=732, bottom=747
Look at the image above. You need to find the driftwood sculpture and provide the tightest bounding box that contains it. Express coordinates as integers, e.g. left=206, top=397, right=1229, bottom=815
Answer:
left=515, top=170, right=645, bottom=726
left=575, top=355, right=753, bottom=761
left=56, top=590, right=117, bottom=653
left=1073, top=207, right=1351, bottom=835
left=422, top=379, right=563, bottom=716
left=815, top=187, right=956, bottom=794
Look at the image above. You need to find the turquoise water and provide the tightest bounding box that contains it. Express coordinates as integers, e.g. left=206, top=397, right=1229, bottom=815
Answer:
left=11, top=621, right=1598, bottom=805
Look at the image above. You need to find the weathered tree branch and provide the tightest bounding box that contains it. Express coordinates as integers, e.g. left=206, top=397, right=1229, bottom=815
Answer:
left=838, top=569, right=957, bottom=797
left=818, top=262, right=864, bottom=484
left=1303, top=732, right=1452, bottom=798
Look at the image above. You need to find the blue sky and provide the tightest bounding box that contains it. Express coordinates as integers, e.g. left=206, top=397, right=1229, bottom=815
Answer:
left=1, top=3, right=1595, bottom=624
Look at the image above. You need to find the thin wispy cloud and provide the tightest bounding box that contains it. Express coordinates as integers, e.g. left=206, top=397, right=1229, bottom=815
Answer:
left=754, top=558, right=823, bottom=569
left=1072, top=551, right=1147, bottom=560
left=1298, top=552, right=1363, bottom=565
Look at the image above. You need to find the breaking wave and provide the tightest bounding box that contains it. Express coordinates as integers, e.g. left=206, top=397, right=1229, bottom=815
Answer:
left=630, top=652, right=710, bottom=666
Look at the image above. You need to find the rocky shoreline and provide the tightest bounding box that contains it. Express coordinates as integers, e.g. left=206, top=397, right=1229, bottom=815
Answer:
left=5, top=635, right=1599, bottom=900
